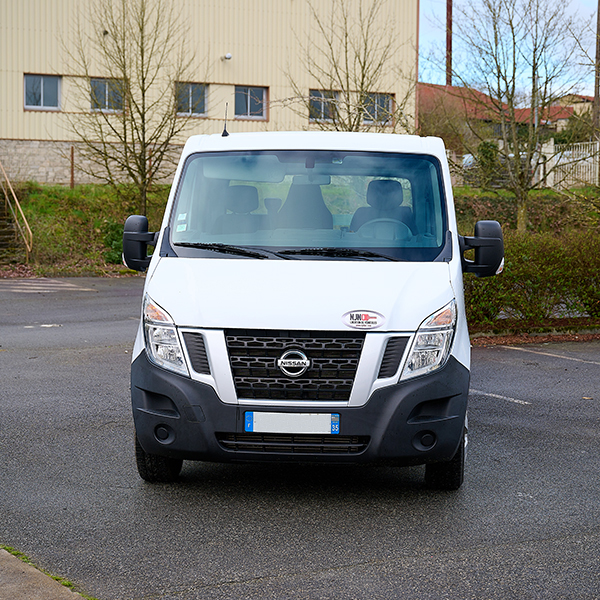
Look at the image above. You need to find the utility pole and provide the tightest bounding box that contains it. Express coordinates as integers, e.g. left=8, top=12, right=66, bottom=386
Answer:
left=594, top=0, right=600, bottom=184
left=594, top=0, right=600, bottom=137
left=446, top=0, right=453, bottom=86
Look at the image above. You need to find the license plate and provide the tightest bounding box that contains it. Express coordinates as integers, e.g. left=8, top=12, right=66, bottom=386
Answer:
left=244, top=412, right=340, bottom=435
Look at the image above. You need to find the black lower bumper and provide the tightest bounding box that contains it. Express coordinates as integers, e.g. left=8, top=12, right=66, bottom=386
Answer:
left=131, top=351, right=470, bottom=466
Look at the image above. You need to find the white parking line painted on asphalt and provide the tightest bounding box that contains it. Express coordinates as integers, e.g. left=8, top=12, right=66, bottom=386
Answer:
left=0, top=279, right=96, bottom=293
left=503, top=346, right=600, bottom=366
left=470, top=389, right=531, bottom=405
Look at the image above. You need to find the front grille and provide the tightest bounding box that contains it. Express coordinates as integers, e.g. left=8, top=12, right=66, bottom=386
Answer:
left=217, top=432, right=370, bottom=454
left=225, top=329, right=365, bottom=401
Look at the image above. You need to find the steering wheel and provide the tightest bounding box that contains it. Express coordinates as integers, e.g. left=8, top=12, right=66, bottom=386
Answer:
left=356, top=218, right=412, bottom=241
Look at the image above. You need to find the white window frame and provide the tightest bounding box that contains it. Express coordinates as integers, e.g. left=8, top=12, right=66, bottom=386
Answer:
left=90, top=78, right=125, bottom=112
left=234, top=86, right=267, bottom=120
left=176, top=82, right=207, bottom=116
left=363, top=92, right=394, bottom=125
left=309, top=90, right=338, bottom=122
left=24, top=74, right=61, bottom=110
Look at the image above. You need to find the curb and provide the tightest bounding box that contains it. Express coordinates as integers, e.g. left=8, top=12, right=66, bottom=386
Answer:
left=470, top=330, right=600, bottom=347
left=0, top=549, right=84, bottom=600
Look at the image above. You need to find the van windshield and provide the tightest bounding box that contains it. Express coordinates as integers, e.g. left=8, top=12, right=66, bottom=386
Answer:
left=170, top=150, right=448, bottom=261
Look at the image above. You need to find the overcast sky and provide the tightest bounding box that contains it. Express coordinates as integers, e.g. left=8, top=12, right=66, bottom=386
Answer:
left=419, top=0, right=598, bottom=91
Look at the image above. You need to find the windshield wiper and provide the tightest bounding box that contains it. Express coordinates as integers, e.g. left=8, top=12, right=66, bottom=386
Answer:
left=279, top=247, right=397, bottom=261
left=175, top=242, right=290, bottom=260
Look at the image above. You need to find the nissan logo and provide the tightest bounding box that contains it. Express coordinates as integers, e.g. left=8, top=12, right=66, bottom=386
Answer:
left=277, top=349, right=311, bottom=378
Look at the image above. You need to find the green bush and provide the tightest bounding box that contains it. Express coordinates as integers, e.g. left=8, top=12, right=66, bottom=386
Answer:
left=102, top=220, right=124, bottom=264
left=454, top=187, right=589, bottom=235
left=463, top=274, right=507, bottom=326
left=501, top=233, right=571, bottom=321
left=464, top=231, right=600, bottom=328
left=565, top=230, right=600, bottom=317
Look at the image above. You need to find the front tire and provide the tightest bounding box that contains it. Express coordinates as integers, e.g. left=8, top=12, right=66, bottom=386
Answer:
left=135, top=434, right=183, bottom=483
left=425, top=431, right=465, bottom=491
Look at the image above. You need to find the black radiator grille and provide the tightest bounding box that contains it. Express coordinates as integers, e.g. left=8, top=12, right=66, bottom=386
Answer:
left=225, top=329, right=365, bottom=401
left=217, top=432, right=370, bottom=454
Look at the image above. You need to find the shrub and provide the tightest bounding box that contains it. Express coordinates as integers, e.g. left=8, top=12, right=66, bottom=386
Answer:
left=565, top=230, right=600, bottom=317
left=500, top=233, right=571, bottom=322
left=464, top=231, right=600, bottom=328
left=463, top=274, right=506, bottom=326
left=102, top=220, right=124, bottom=264
left=454, top=187, right=590, bottom=235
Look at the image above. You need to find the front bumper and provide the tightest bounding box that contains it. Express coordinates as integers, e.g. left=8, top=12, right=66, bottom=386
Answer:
left=131, top=350, right=470, bottom=466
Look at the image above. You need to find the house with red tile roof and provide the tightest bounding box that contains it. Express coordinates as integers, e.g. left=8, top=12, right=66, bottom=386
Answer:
left=417, top=82, right=591, bottom=145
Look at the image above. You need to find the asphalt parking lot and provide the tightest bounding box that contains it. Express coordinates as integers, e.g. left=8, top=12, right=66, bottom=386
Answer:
left=1, top=277, right=599, bottom=600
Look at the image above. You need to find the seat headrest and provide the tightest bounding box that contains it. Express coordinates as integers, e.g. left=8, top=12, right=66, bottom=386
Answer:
left=226, top=186, right=259, bottom=213
left=367, top=180, right=403, bottom=211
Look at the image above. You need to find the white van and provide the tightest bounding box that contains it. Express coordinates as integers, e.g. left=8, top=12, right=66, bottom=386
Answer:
left=123, top=131, right=503, bottom=490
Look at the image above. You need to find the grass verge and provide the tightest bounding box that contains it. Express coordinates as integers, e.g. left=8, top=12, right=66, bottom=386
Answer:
left=1, top=545, right=100, bottom=600
left=2, top=182, right=168, bottom=277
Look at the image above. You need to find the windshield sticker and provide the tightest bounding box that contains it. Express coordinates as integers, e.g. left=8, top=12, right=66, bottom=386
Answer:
left=177, top=213, right=187, bottom=221
left=342, top=310, right=385, bottom=329
left=176, top=224, right=187, bottom=232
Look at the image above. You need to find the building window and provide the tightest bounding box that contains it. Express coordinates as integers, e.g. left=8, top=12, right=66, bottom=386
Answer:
left=234, top=86, right=266, bottom=119
left=363, top=93, right=393, bottom=124
left=309, top=90, right=337, bottom=121
left=176, top=82, right=207, bottom=116
left=91, top=78, right=124, bottom=111
left=24, top=74, right=60, bottom=110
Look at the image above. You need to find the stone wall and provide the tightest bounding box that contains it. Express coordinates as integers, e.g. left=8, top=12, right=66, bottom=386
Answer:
left=0, top=139, right=180, bottom=186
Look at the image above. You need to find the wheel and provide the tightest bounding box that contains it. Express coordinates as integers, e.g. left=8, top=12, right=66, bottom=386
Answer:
left=135, top=433, right=183, bottom=483
left=356, top=218, right=412, bottom=241
left=425, top=430, right=465, bottom=491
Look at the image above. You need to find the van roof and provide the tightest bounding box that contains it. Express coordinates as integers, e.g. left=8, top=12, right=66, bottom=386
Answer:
left=181, top=131, right=447, bottom=159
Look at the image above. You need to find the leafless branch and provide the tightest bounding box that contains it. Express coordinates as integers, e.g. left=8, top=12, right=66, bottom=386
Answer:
left=63, top=0, right=204, bottom=214
left=422, top=0, right=591, bottom=231
left=285, top=0, right=416, bottom=133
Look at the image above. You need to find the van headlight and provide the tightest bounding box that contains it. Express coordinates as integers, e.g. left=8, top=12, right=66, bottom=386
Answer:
left=143, top=296, right=189, bottom=377
left=401, top=300, right=457, bottom=380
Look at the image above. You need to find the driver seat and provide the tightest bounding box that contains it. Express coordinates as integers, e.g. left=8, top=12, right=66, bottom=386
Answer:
left=350, top=179, right=414, bottom=233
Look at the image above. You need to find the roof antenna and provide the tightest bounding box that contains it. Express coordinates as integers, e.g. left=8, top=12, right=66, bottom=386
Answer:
left=222, top=102, right=229, bottom=137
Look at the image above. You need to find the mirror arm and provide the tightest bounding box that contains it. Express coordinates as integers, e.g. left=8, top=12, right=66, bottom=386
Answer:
left=459, top=235, right=503, bottom=276
left=125, top=231, right=158, bottom=244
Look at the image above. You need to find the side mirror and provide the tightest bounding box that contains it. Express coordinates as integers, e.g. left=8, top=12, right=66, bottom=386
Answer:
left=460, top=220, right=504, bottom=278
left=122, top=215, right=157, bottom=271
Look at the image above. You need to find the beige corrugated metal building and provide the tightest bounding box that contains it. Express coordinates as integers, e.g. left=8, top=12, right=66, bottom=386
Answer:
left=0, top=0, right=419, bottom=184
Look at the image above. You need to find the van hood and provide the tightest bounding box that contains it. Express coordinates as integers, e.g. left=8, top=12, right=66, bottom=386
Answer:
left=146, top=257, right=455, bottom=332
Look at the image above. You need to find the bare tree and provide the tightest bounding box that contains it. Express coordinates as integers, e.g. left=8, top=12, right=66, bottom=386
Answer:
left=284, top=0, right=416, bottom=133
left=428, top=0, right=590, bottom=232
left=65, top=0, right=201, bottom=215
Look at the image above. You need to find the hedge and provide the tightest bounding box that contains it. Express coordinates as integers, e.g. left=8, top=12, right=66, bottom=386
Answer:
left=464, top=231, right=600, bottom=330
